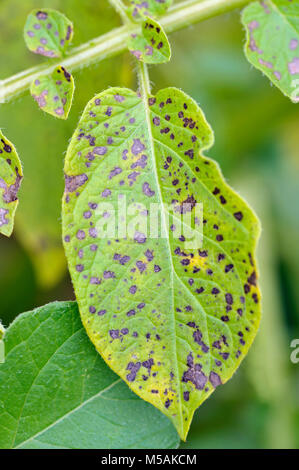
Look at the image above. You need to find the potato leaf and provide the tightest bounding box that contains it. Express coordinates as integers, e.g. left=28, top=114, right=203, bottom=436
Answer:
left=30, top=66, right=74, bottom=119
left=0, top=131, right=23, bottom=237
left=128, top=17, right=171, bottom=64
left=0, top=301, right=179, bottom=449
left=242, top=0, right=299, bottom=102
left=24, top=8, right=73, bottom=58
left=128, top=0, right=172, bottom=21
left=62, top=87, right=261, bottom=440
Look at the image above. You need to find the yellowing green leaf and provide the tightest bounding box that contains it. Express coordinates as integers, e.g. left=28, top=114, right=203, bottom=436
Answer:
left=24, top=8, right=73, bottom=58
left=242, top=0, right=299, bottom=101
left=62, top=86, right=261, bottom=440
left=128, top=17, right=171, bottom=64
left=0, top=301, right=179, bottom=449
left=0, top=131, right=23, bottom=237
left=30, top=66, right=74, bottom=119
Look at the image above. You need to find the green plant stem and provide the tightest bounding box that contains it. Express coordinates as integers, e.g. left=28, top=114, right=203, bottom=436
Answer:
left=0, top=0, right=252, bottom=103
left=138, top=61, right=152, bottom=97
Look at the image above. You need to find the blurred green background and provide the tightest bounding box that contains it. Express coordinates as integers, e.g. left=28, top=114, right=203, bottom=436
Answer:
left=0, top=0, right=298, bottom=449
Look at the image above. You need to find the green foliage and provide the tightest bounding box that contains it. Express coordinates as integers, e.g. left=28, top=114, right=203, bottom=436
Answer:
left=0, top=321, right=4, bottom=340
left=128, top=17, right=171, bottom=64
left=127, top=0, right=172, bottom=21
left=62, top=85, right=261, bottom=440
left=24, top=8, right=73, bottom=58
left=30, top=66, right=74, bottom=119
left=0, top=131, right=23, bottom=237
left=0, top=301, right=179, bottom=449
left=242, top=0, right=299, bottom=102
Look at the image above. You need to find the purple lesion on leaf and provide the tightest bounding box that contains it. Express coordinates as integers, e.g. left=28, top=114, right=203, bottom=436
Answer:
left=103, top=270, right=115, bottom=279
left=288, top=57, right=299, bottom=75
left=134, top=231, right=147, bottom=243
left=131, top=139, right=145, bottom=155
left=0, top=208, right=9, bottom=226
left=114, top=94, right=125, bottom=103
left=145, top=45, right=153, bottom=56
left=66, top=25, right=73, bottom=41
left=260, top=0, right=270, bottom=14
left=182, top=352, right=207, bottom=390
left=55, top=107, right=65, bottom=116
left=131, top=50, right=142, bottom=60
left=174, top=194, right=197, bottom=214
left=258, top=58, right=273, bottom=69
left=35, top=47, right=57, bottom=57
left=109, top=329, right=120, bottom=339
left=0, top=167, right=23, bottom=204
left=32, top=89, right=48, bottom=108
left=247, top=20, right=263, bottom=54
left=101, top=188, right=111, bottom=198
left=209, top=371, right=222, bottom=388
left=128, top=171, right=140, bottom=186
left=289, top=39, right=298, bottom=51
left=142, top=182, right=155, bottom=197
left=64, top=173, right=88, bottom=193
left=126, top=361, right=141, bottom=382
left=109, top=167, right=122, bottom=179
left=273, top=71, right=281, bottom=80
left=36, top=11, right=48, bottom=20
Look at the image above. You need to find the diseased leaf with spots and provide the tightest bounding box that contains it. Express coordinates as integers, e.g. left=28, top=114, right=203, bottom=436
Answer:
left=128, top=17, right=171, bottom=64
left=127, top=0, right=172, bottom=21
left=0, top=132, right=23, bottom=237
left=24, top=8, right=73, bottom=58
left=242, top=0, right=299, bottom=102
left=31, top=66, right=74, bottom=119
left=0, top=301, right=179, bottom=449
left=62, top=86, right=261, bottom=440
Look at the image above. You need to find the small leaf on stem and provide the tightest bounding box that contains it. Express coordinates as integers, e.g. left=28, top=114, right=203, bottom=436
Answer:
left=128, top=17, right=171, bottom=64
left=24, top=8, right=73, bottom=58
left=0, top=131, right=23, bottom=237
left=30, top=66, right=74, bottom=119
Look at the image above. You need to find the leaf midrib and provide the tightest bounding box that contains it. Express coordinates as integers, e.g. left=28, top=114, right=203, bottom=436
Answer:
left=15, top=378, right=122, bottom=449
left=140, top=86, right=184, bottom=434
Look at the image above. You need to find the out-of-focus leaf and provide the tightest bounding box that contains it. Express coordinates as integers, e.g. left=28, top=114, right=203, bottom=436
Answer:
left=0, top=301, right=179, bottom=449
left=127, top=0, right=172, bottom=21
left=242, top=0, right=299, bottom=101
left=24, top=8, right=73, bottom=58
left=31, top=66, right=74, bottom=119
left=62, top=86, right=261, bottom=440
left=0, top=321, right=4, bottom=340
left=0, top=131, right=23, bottom=237
left=128, top=17, right=171, bottom=64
